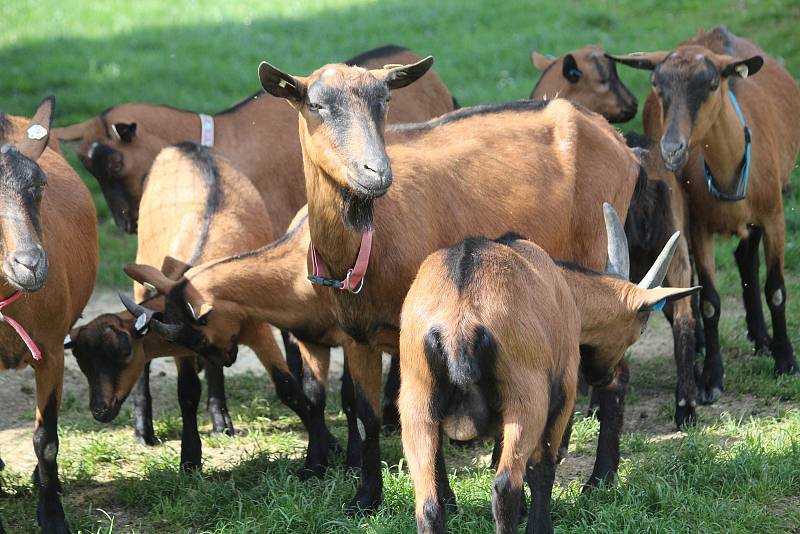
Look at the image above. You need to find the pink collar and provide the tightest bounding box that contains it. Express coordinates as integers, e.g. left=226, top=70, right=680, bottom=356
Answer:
left=0, top=291, right=41, bottom=361
left=308, top=231, right=373, bottom=293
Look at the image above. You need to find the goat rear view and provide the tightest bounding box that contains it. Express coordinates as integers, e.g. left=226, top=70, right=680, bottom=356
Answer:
left=400, top=236, right=580, bottom=534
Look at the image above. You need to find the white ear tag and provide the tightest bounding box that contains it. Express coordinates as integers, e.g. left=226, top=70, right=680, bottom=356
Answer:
left=134, top=313, right=148, bottom=332
left=736, top=64, right=749, bottom=78
left=187, top=302, right=198, bottom=320
left=278, top=79, right=294, bottom=89
left=27, top=124, right=47, bottom=140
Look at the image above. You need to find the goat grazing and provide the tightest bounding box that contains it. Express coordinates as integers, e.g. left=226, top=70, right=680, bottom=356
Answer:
left=609, top=26, right=800, bottom=402
left=529, top=46, right=638, bottom=123
left=257, top=55, right=643, bottom=510
left=400, top=204, right=698, bottom=533
left=0, top=98, right=98, bottom=533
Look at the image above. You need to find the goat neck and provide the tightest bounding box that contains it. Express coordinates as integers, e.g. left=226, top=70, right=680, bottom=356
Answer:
left=699, top=89, right=747, bottom=191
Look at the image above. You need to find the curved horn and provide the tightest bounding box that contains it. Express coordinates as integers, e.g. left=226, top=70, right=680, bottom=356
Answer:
left=603, top=202, right=630, bottom=279
left=150, top=319, right=183, bottom=342
left=118, top=292, right=155, bottom=319
left=638, top=231, right=680, bottom=289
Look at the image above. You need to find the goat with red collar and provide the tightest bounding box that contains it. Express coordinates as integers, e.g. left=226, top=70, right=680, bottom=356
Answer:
left=0, top=98, right=98, bottom=533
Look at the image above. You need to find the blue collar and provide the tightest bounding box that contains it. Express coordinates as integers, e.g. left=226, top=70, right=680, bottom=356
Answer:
left=703, top=88, right=752, bottom=201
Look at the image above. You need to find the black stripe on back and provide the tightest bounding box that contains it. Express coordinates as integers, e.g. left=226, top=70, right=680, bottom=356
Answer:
left=389, top=99, right=552, bottom=136
left=173, top=142, right=222, bottom=269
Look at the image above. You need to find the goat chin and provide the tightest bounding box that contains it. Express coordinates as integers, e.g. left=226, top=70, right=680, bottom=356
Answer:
left=442, top=385, right=491, bottom=441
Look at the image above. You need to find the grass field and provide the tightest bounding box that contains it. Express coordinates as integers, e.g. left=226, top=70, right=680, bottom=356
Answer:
left=1, top=0, right=799, bottom=532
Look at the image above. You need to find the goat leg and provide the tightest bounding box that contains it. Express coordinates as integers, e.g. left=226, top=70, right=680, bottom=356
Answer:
left=176, top=357, right=202, bottom=471
left=762, top=222, right=798, bottom=375
left=203, top=359, right=234, bottom=436
left=282, top=330, right=303, bottom=383
left=33, top=353, right=70, bottom=534
left=381, top=354, right=401, bottom=433
left=131, top=361, right=156, bottom=446
left=344, top=343, right=384, bottom=514
left=693, top=228, right=724, bottom=405
left=584, top=361, right=629, bottom=490
left=340, top=359, right=362, bottom=471
left=734, top=226, right=771, bottom=354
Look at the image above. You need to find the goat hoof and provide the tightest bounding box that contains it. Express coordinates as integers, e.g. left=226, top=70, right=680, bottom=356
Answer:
left=180, top=459, right=202, bottom=473
left=752, top=337, right=772, bottom=356
left=582, top=471, right=615, bottom=494
left=346, top=490, right=383, bottom=516
left=297, top=464, right=326, bottom=481
left=674, top=402, right=697, bottom=430
left=698, top=386, right=722, bottom=405
left=135, top=430, right=157, bottom=447
left=773, top=360, right=799, bottom=377
left=210, top=412, right=235, bottom=436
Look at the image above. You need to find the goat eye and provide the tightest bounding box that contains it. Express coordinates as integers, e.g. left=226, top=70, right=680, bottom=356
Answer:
left=307, top=102, right=325, bottom=112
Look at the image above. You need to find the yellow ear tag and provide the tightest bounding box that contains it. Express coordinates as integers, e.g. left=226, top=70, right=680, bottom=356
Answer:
left=735, top=64, right=749, bottom=79
left=383, top=63, right=403, bottom=70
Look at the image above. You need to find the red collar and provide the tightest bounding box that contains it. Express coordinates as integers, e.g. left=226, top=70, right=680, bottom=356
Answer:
left=0, top=291, right=41, bottom=361
left=308, top=231, right=373, bottom=293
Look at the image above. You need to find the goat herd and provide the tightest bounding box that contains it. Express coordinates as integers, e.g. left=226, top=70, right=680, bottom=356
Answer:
left=0, top=24, right=798, bottom=534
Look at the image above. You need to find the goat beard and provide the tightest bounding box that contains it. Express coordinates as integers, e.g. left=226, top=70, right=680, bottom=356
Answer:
left=340, top=188, right=374, bottom=233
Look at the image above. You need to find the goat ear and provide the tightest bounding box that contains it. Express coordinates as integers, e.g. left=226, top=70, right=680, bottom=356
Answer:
left=112, top=122, right=137, bottom=143
left=18, top=96, right=55, bottom=162
left=64, top=330, right=77, bottom=349
left=605, top=51, right=669, bottom=71
left=259, top=62, right=306, bottom=103
left=378, top=56, right=434, bottom=90
left=186, top=301, right=214, bottom=324
left=160, top=256, right=191, bottom=279
left=531, top=50, right=555, bottom=70
left=562, top=54, right=582, bottom=83
left=638, top=286, right=702, bottom=312
left=53, top=118, right=94, bottom=143
left=721, top=56, right=763, bottom=79
left=124, top=264, right=179, bottom=295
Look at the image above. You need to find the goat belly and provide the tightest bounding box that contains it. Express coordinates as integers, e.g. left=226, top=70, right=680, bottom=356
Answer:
left=442, top=385, right=492, bottom=441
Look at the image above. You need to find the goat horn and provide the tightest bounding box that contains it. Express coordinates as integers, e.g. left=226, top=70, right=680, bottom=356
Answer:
left=150, top=319, right=183, bottom=342
left=638, top=231, right=681, bottom=289
left=118, top=292, right=156, bottom=320
left=602, top=202, right=630, bottom=279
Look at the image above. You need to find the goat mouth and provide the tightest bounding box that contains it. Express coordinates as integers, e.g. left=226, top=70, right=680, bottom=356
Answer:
left=610, top=107, right=637, bottom=124
left=349, top=178, right=390, bottom=199
left=91, top=398, right=121, bottom=422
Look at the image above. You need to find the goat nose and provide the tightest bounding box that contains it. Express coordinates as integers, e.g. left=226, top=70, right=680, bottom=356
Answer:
left=661, top=139, right=686, bottom=159
left=363, top=158, right=392, bottom=187
left=13, top=247, right=44, bottom=273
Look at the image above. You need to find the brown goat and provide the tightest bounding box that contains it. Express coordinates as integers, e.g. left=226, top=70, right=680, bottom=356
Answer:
left=56, top=44, right=450, bottom=433
left=400, top=205, right=697, bottom=533
left=530, top=46, right=638, bottom=123
left=55, top=45, right=454, bottom=235
left=609, top=26, right=800, bottom=402
left=122, top=207, right=382, bottom=475
left=257, top=56, right=643, bottom=510
left=68, top=144, right=341, bottom=474
left=0, top=99, right=98, bottom=533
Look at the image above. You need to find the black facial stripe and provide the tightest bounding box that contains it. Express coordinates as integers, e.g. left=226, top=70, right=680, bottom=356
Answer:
left=0, top=148, right=47, bottom=239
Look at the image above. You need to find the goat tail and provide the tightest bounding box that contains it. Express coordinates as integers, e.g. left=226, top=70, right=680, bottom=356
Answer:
left=444, top=321, right=497, bottom=389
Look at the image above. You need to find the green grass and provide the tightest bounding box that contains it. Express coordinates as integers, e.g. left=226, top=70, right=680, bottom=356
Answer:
left=1, top=0, right=800, bottom=532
